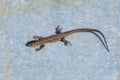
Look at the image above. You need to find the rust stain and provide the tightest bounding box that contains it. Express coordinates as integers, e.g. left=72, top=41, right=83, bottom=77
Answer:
left=0, top=1, right=8, bottom=16
left=3, top=28, right=11, bottom=80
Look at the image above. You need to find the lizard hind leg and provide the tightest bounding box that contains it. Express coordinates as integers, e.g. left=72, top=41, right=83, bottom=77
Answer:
left=61, top=37, right=72, bottom=46
left=55, top=25, right=63, bottom=34
left=33, top=35, right=43, bottom=40
left=35, top=45, right=45, bottom=51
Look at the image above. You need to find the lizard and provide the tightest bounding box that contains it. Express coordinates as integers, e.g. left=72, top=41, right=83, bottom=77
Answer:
left=26, top=25, right=109, bottom=52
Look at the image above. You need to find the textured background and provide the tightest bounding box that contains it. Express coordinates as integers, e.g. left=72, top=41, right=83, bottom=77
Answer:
left=0, top=0, right=120, bottom=80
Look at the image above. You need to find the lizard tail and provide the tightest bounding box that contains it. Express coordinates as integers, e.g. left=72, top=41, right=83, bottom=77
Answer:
left=64, top=28, right=109, bottom=52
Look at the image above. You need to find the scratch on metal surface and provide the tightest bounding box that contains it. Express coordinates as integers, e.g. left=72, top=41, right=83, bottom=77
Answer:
left=113, top=0, right=120, bottom=80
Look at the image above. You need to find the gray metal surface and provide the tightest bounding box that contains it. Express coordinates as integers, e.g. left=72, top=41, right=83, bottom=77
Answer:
left=0, top=0, right=119, bottom=80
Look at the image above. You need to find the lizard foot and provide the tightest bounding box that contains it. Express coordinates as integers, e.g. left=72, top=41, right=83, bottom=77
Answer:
left=33, top=35, right=43, bottom=40
left=55, top=25, right=62, bottom=34
left=61, top=37, right=72, bottom=46
left=35, top=45, right=45, bottom=51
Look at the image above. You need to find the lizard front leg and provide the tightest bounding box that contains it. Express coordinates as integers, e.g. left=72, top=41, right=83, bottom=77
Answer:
left=35, top=45, right=45, bottom=51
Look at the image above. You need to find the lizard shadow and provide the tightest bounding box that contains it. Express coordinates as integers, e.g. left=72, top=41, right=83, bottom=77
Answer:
left=91, top=32, right=108, bottom=52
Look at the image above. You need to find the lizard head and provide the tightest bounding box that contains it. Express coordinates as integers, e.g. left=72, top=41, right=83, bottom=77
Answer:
left=26, top=40, right=39, bottom=47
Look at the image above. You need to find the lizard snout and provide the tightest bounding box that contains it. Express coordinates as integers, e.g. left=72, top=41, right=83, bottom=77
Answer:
left=25, top=41, right=32, bottom=47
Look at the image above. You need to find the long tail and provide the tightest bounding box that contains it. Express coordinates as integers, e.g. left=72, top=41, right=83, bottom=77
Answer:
left=63, top=28, right=109, bottom=52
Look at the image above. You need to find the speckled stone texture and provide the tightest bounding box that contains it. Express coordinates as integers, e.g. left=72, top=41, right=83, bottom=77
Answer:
left=0, top=0, right=119, bottom=80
